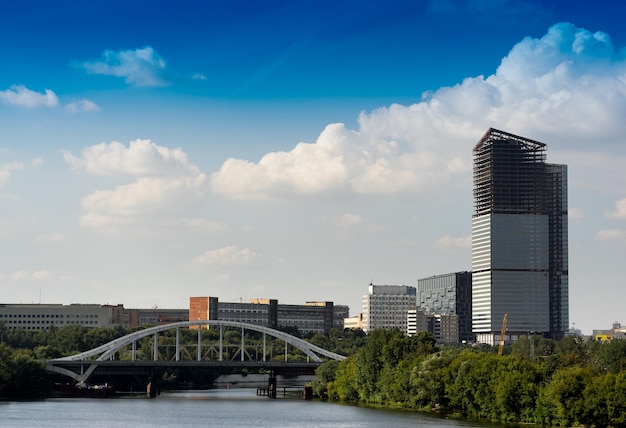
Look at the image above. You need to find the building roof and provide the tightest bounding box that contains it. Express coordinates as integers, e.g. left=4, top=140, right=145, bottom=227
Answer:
left=473, top=128, right=546, bottom=153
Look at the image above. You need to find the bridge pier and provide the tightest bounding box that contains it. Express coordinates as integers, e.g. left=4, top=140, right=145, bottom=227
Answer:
left=268, top=375, right=277, bottom=399
left=147, top=376, right=158, bottom=398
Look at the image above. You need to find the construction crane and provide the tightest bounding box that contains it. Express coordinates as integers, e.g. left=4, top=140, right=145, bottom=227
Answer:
left=498, top=313, right=509, bottom=356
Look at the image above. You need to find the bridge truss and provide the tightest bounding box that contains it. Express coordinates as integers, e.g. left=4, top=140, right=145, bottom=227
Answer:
left=46, top=320, right=346, bottom=383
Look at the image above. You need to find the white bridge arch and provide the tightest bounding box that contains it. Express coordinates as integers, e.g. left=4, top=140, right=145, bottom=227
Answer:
left=47, top=320, right=346, bottom=383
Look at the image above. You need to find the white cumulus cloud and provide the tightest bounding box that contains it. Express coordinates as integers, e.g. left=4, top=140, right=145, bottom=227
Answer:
left=80, top=46, right=168, bottom=87
left=605, top=198, right=626, bottom=220
left=435, top=235, right=472, bottom=253
left=65, top=99, right=100, bottom=113
left=596, top=229, right=626, bottom=244
left=64, top=139, right=209, bottom=229
left=211, top=22, right=626, bottom=200
left=0, top=161, right=24, bottom=187
left=0, top=85, right=59, bottom=108
left=323, top=213, right=364, bottom=228
left=187, top=246, right=263, bottom=268
left=2, top=270, right=52, bottom=281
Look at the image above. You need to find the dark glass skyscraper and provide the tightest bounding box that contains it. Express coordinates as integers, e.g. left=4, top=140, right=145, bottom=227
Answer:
left=472, top=128, right=568, bottom=344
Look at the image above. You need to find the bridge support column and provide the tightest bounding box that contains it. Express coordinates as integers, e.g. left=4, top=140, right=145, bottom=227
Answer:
left=268, top=376, right=277, bottom=399
left=147, top=376, right=158, bottom=398
left=197, top=324, right=201, bottom=361
left=263, top=334, right=266, bottom=362
left=175, top=328, right=180, bottom=361
left=153, top=333, right=158, bottom=361
left=219, top=325, right=223, bottom=361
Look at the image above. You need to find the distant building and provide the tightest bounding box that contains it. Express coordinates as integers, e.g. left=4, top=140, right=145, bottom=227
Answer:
left=278, top=301, right=348, bottom=334
left=432, top=313, right=459, bottom=345
left=472, top=129, right=568, bottom=345
left=189, top=297, right=348, bottom=335
left=592, top=321, right=626, bottom=341
left=0, top=303, right=112, bottom=330
left=105, top=304, right=188, bottom=328
left=343, top=313, right=363, bottom=330
left=407, top=310, right=459, bottom=344
left=406, top=309, right=429, bottom=336
left=417, top=271, right=473, bottom=343
left=361, top=284, right=416, bottom=333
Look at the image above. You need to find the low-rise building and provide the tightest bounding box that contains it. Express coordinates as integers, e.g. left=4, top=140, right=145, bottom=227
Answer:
left=0, top=303, right=112, bottom=330
left=189, top=297, right=349, bottom=335
left=344, top=313, right=363, bottom=330
left=105, top=304, right=189, bottom=328
left=593, top=321, right=626, bottom=341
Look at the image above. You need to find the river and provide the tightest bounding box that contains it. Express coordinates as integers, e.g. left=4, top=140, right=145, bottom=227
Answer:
left=1, top=389, right=492, bottom=428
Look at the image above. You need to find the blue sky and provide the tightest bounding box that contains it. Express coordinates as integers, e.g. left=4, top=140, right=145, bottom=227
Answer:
left=1, top=0, right=625, bottom=335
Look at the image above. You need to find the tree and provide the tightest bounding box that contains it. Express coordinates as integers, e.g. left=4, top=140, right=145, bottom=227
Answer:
left=331, top=356, right=359, bottom=401
left=0, top=343, right=49, bottom=397
left=311, top=360, right=339, bottom=399
left=537, top=365, right=595, bottom=426
left=354, top=329, right=403, bottom=402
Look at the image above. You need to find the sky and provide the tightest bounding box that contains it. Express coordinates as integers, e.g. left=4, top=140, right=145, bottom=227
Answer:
left=1, top=0, right=625, bottom=335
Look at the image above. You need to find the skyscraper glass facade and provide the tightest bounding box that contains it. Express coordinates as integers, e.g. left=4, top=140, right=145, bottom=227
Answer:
left=472, top=128, right=568, bottom=343
left=417, top=272, right=473, bottom=342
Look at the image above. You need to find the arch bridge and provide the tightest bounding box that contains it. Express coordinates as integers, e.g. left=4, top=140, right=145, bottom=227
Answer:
left=46, top=320, right=346, bottom=383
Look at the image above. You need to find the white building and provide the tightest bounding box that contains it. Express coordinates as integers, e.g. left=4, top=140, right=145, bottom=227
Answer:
left=362, top=284, right=416, bottom=333
left=406, top=309, right=429, bottom=336
left=0, top=304, right=112, bottom=330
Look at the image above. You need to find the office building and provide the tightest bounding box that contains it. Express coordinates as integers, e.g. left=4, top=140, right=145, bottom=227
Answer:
left=472, top=128, right=568, bottom=344
left=0, top=303, right=112, bottom=330
left=105, top=304, right=189, bottom=328
left=189, top=297, right=348, bottom=335
left=361, top=284, right=416, bottom=333
left=432, top=314, right=459, bottom=344
left=343, top=313, right=363, bottom=330
left=417, top=271, right=473, bottom=343
left=406, top=309, right=429, bottom=336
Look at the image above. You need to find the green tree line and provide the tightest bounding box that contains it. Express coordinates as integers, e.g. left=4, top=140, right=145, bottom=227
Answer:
left=311, top=330, right=626, bottom=427
left=0, top=323, right=133, bottom=398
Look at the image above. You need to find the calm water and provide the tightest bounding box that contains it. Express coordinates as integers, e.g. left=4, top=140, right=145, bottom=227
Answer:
left=1, top=389, right=490, bottom=428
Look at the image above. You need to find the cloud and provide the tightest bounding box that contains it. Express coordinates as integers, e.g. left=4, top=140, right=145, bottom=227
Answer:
left=213, top=22, right=626, bottom=201
left=0, top=161, right=24, bottom=187
left=568, top=208, right=585, bottom=220
left=435, top=235, right=472, bottom=253
left=79, top=46, right=168, bottom=87
left=33, top=270, right=52, bottom=280
left=63, top=139, right=198, bottom=177
left=0, top=270, right=52, bottom=282
left=192, top=73, right=208, bottom=80
left=605, top=198, right=626, bottom=220
left=324, top=213, right=364, bottom=228
left=63, top=139, right=209, bottom=229
left=65, top=99, right=100, bottom=113
left=596, top=229, right=626, bottom=244
left=0, top=85, right=59, bottom=108
left=187, top=246, right=263, bottom=268
left=321, top=212, right=386, bottom=240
